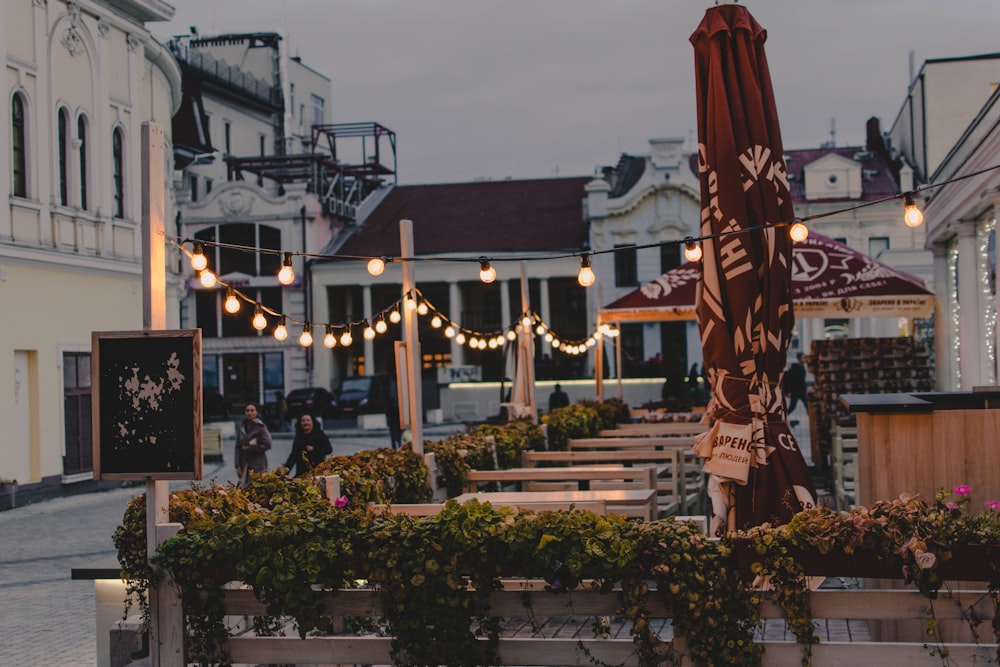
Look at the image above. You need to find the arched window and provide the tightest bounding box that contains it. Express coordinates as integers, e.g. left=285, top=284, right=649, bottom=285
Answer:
left=112, top=128, right=124, bottom=218
left=77, top=115, right=88, bottom=210
left=11, top=93, right=27, bottom=198
left=58, top=108, right=70, bottom=206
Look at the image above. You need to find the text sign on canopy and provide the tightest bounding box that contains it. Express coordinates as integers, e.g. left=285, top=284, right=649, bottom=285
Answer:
left=92, top=329, right=202, bottom=480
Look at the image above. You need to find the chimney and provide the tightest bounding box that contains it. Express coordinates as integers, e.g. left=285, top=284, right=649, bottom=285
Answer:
left=865, top=117, right=885, bottom=153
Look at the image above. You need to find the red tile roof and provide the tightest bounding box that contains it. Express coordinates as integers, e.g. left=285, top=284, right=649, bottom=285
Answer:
left=336, top=177, right=591, bottom=257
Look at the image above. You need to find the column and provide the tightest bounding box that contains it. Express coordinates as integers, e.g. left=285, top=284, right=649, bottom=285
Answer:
left=956, top=221, right=980, bottom=389
left=539, top=277, right=551, bottom=333
left=449, top=281, right=463, bottom=366
left=362, top=285, right=374, bottom=372
left=931, top=244, right=955, bottom=390
left=499, top=279, right=511, bottom=330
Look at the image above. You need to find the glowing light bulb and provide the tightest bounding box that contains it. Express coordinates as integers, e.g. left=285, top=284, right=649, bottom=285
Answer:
left=545, top=332, right=553, bottom=342
left=586, top=337, right=596, bottom=347
left=904, top=194, right=923, bottom=227
left=788, top=220, right=809, bottom=243
left=405, top=296, right=417, bottom=311
left=224, top=288, right=241, bottom=314
left=277, top=253, right=295, bottom=285
left=468, top=337, right=479, bottom=348
left=477, top=339, right=487, bottom=350
left=340, top=330, right=353, bottom=346
left=506, top=330, right=517, bottom=341
left=577, top=254, right=595, bottom=287
left=367, top=257, right=385, bottom=276
left=455, top=332, right=466, bottom=345
left=389, top=309, right=401, bottom=324
left=479, top=259, right=496, bottom=284
left=363, top=321, right=375, bottom=340
left=416, top=302, right=428, bottom=316
left=252, top=305, right=267, bottom=330
left=323, top=325, right=337, bottom=348
left=199, top=270, right=217, bottom=288
left=273, top=316, right=288, bottom=341
left=430, top=315, right=442, bottom=328
left=375, top=318, right=388, bottom=334
left=683, top=237, right=703, bottom=262
left=536, top=324, right=545, bottom=335
left=190, top=243, right=208, bottom=271
left=552, top=338, right=561, bottom=348
left=299, top=324, right=313, bottom=347
left=521, top=314, right=532, bottom=328
left=445, top=326, right=455, bottom=338
left=488, top=338, right=498, bottom=349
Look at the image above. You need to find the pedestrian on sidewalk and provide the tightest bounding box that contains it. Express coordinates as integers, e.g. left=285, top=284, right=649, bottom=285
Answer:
left=235, top=402, right=272, bottom=485
left=386, top=398, right=403, bottom=450
left=283, top=413, right=332, bottom=477
left=782, top=353, right=808, bottom=415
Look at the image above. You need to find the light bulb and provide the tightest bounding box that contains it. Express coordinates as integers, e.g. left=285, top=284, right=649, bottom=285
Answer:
left=477, top=339, right=487, bottom=350
left=367, top=257, right=385, bottom=276
left=340, top=330, right=353, bottom=346
left=468, top=337, right=479, bottom=348
left=252, top=305, right=267, bottom=330
left=199, top=270, right=217, bottom=288
left=224, top=288, right=241, bottom=314
left=507, top=329, right=517, bottom=341
left=323, top=325, right=337, bottom=348
left=277, top=253, right=295, bottom=285
left=683, top=237, right=703, bottom=262
left=299, top=324, right=313, bottom=347
left=405, top=296, right=417, bottom=311
left=190, top=243, right=208, bottom=271
left=363, top=321, right=375, bottom=340
left=273, top=316, right=288, bottom=341
left=389, top=309, right=401, bottom=324
left=788, top=220, right=809, bottom=243
left=488, top=338, right=498, bottom=349
left=445, top=326, right=455, bottom=338
left=479, top=259, right=496, bottom=284
left=536, top=324, right=545, bottom=335
left=375, top=318, right=388, bottom=334
left=545, top=332, right=553, bottom=342
left=577, top=254, right=595, bottom=287
left=586, top=337, right=596, bottom=347
left=430, top=315, right=442, bottom=328
left=552, top=338, right=561, bottom=348
left=455, top=332, right=466, bottom=345
left=417, top=301, right=429, bottom=316
left=521, top=314, right=532, bottom=328
left=904, top=194, right=923, bottom=227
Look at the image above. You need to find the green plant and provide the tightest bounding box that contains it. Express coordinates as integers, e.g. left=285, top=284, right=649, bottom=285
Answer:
left=577, top=399, right=631, bottom=430
left=307, top=447, right=431, bottom=504
left=542, top=403, right=601, bottom=451
left=473, top=420, right=544, bottom=465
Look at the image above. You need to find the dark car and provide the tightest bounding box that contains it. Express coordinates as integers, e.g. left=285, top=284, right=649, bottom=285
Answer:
left=335, top=374, right=391, bottom=417
left=285, top=387, right=338, bottom=420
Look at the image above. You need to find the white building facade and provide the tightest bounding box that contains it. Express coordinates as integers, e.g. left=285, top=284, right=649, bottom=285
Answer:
left=1, top=0, right=181, bottom=507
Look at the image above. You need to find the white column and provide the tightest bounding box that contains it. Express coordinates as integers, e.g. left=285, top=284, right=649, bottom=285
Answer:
left=499, top=279, right=511, bottom=331
left=956, top=221, right=981, bottom=389
left=362, top=285, right=374, bottom=371
left=449, top=281, right=463, bottom=365
left=0, top=0, right=9, bottom=228
left=33, top=0, right=52, bottom=242
left=539, top=277, right=551, bottom=329
left=931, top=244, right=954, bottom=390
left=95, top=19, right=112, bottom=253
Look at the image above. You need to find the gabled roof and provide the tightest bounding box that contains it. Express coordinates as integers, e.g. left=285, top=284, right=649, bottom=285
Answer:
left=784, top=146, right=899, bottom=202
left=335, top=177, right=592, bottom=257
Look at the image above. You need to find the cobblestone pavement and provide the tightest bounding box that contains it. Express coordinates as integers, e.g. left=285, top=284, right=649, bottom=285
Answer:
left=0, top=423, right=465, bottom=667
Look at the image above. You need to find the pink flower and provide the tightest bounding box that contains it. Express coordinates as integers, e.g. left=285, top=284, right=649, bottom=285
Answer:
left=334, top=495, right=349, bottom=508
left=986, top=500, right=1000, bottom=512
left=914, top=549, right=937, bottom=569
left=945, top=502, right=957, bottom=511
left=954, top=484, right=971, bottom=496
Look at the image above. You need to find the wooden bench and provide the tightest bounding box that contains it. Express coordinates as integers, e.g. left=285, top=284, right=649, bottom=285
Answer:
left=454, top=489, right=653, bottom=520
left=464, top=464, right=658, bottom=495
left=569, top=436, right=698, bottom=449
left=601, top=422, right=707, bottom=437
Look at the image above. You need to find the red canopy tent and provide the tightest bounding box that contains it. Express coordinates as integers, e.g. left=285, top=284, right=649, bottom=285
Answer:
left=598, top=232, right=935, bottom=325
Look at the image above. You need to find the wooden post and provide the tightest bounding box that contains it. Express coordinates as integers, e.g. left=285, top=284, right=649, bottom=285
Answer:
left=399, top=220, right=423, bottom=453
left=141, top=122, right=184, bottom=667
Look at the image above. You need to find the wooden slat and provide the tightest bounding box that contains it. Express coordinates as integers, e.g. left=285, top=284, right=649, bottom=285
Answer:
left=569, top=436, right=698, bottom=449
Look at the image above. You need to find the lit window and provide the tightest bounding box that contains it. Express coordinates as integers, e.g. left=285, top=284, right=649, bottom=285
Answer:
left=11, top=93, right=27, bottom=198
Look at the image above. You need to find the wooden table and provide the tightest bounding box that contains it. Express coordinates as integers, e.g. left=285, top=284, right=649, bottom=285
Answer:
left=568, top=436, right=697, bottom=450
left=454, top=489, right=658, bottom=521
left=465, top=464, right=658, bottom=492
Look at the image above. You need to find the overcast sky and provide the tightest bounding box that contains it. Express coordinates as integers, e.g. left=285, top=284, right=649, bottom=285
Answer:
left=153, top=1, right=1000, bottom=185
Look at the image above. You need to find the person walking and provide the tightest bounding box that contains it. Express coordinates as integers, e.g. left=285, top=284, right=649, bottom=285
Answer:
left=235, top=402, right=272, bottom=485
left=548, top=383, right=570, bottom=411
left=386, top=397, right=403, bottom=450
left=283, top=413, right=332, bottom=477
left=782, top=353, right=808, bottom=414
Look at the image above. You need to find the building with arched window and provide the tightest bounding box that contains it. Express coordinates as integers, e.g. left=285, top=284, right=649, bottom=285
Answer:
left=0, top=0, right=181, bottom=508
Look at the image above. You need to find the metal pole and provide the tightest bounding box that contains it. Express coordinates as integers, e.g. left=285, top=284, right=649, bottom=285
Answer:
left=519, top=262, right=538, bottom=423
left=400, top=220, right=423, bottom=453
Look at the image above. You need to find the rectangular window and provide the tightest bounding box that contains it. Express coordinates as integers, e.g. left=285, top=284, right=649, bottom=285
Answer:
left=614, top=245, right=638, bottom=287
left=11, top=94, right=27, bottom=198
left=112, top=129, right=124, bottom=217
left=311, top=94, right=325, bottom=126
left=868, top=236, right=890, bottom=258
left=190, top=174, right=199, bottom=202
left=205, top=178, right=213, bottom=194
left=59, top=110, right=69, bottom=205
left=224, top=121, right=231, bottom=154
left=259, top=134, right=266, bottom=156
left=78, top=116, right=88, bottom=210
left=660, top=242, right=681, bottom=273
left=63, top=351, right=93, bottom=475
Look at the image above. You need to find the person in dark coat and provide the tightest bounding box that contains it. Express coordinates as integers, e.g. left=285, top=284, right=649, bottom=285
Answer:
left=548, top=383, right=570, bottom=411
left=386, top=398, right=403, bottom=450
left=283, top=413, right=333, bottom=477
left=235, top=402, right=272, bottom=485
left=782, top=353, right=808, bottom=414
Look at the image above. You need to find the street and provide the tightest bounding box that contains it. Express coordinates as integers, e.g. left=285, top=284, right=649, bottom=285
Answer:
left=0, top=423, right=462, bottom=667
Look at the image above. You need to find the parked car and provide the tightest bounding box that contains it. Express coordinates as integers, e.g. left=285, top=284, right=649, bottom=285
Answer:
left=335, top=374, right=392, bottom=418
left=285, top=387, right=338, bottom=420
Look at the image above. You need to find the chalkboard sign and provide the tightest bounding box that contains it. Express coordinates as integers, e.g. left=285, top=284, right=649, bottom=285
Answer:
left=92, top=330, right=202, bottom=480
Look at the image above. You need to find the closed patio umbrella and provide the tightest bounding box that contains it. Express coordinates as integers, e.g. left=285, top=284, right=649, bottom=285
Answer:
left=690, top=4, right=815, bottom=535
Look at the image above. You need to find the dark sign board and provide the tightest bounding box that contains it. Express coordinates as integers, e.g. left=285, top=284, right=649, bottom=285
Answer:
left=92, top=330, right=202, bottom=480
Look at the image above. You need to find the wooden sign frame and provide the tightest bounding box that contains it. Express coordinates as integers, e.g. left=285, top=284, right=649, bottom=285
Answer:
left=92, top=329, right=202, bottom=480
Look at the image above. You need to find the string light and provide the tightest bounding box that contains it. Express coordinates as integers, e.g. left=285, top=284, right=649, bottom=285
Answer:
left=683, top=237, right=703, bottom=262
left=375, top=317, right=388, bottom=334
left=273, top=316, right=288, bottom=341
left=389, top=308, right=401, bottom=324
left=488, top=338, right=498, bottom=349
left=340, top=328, right=353, bottom=346
left=577, top=254, right=595, bottom=287
left=430, top=315, right=442, bottom=328
left=404, top=294, right=417, bottom=311
left=479, top=259, right=496, bottom=284
left=277, top=253, right=295, bottom=285
left=788, top=219, right=809, bottom=242
left=199, top=270, right=217, bottom=288
left=903, top=194, right=924, bottom=227
left=299, top=323, right=313, bottom=347
left=521, top=314, right=532, bottom=328
left=506, top=329, right=517, bottom=341
left=417, top=301, right=429, bottom=316
left=190, top=243, right=208, bottom=271
left=367, top=257, right=386, bottom=276
left=363, top=320, right=376, bottom=340
left=224, top=288, right=241, bottom=314
left=252, top=304, right=267, bottom=330
left=455, top=332, right=466, bottom=345
left=536, top=323, right=546, bottom=335
left=444, top=325, right=455, bottom=338
left=323, top=325, right=337, bottom=348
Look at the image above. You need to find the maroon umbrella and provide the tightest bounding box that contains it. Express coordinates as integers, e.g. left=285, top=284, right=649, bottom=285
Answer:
left=690, top=4, right=815, bottom=535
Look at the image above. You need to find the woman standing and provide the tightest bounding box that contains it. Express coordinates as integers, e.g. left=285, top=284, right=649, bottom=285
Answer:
left=235, top=402, right=272, bottom=485
left=283, top=413, right=332, bottom=477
